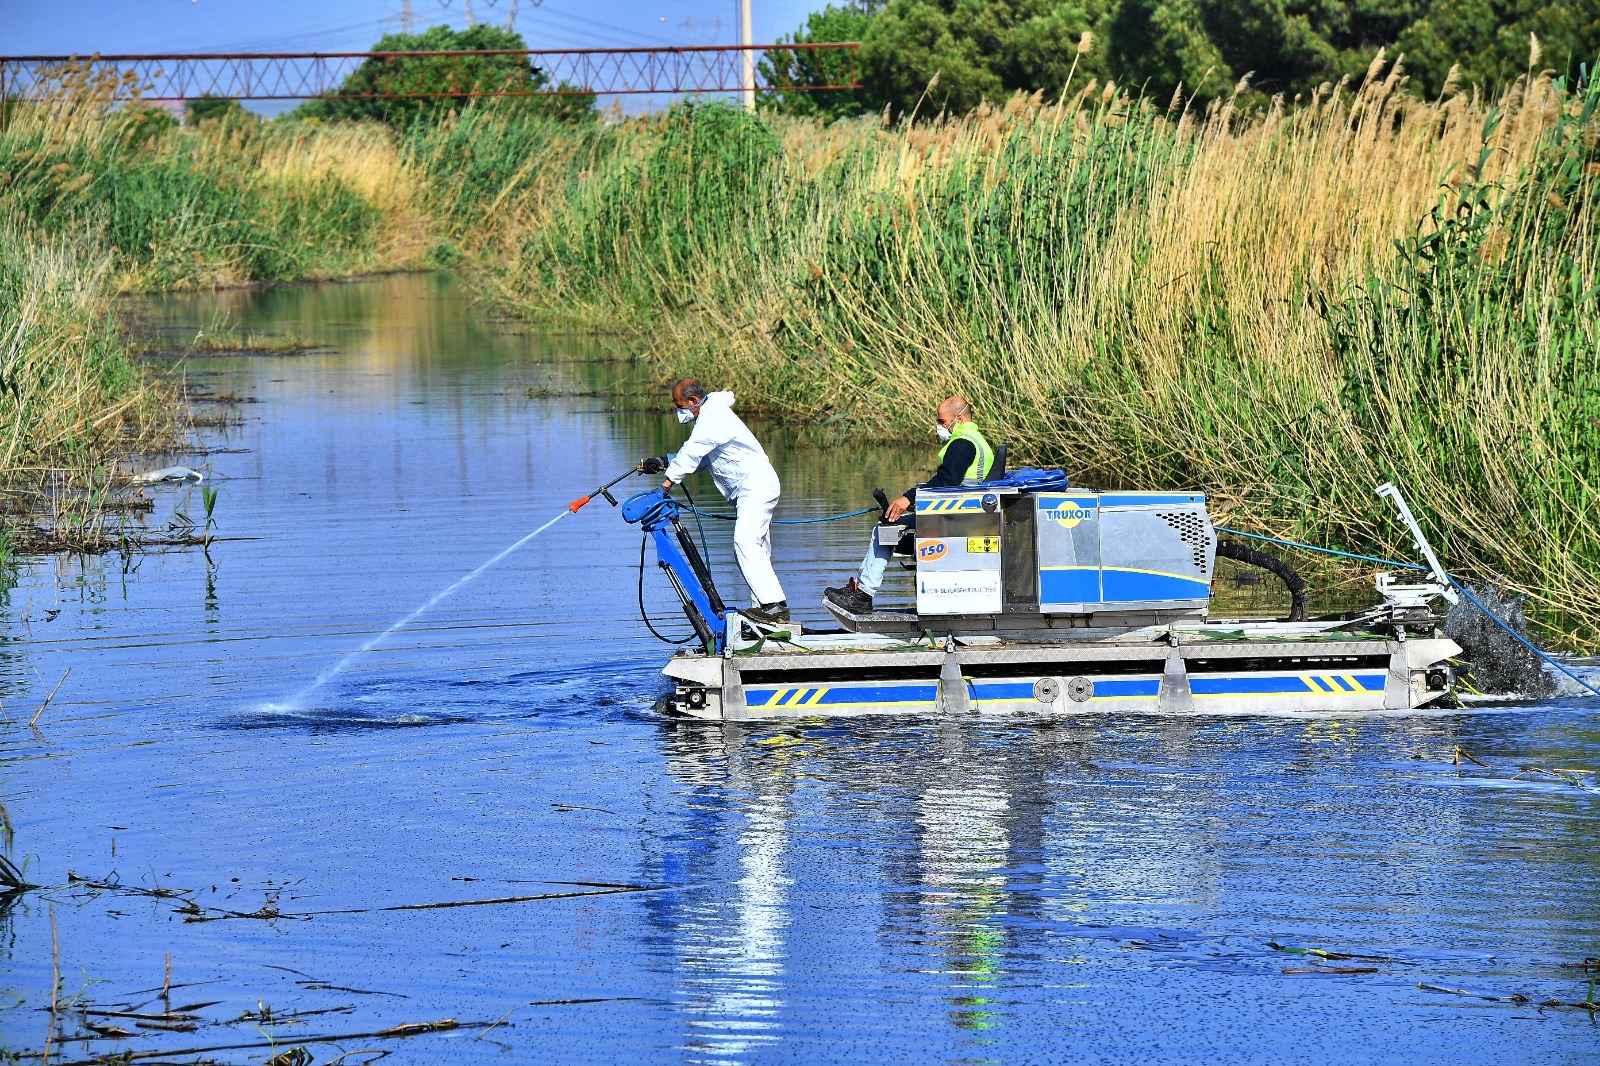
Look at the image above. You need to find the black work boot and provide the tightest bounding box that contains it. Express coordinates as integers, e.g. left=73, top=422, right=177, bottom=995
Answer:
left=745, top=600, right=790, bottom=625
left=824, top=577, right=873, bottom=614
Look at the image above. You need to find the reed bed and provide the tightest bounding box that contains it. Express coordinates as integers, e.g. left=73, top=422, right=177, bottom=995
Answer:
left=0, top=226, right=179, bottom=553
left=431, top=58, right=1598, bottom=643
left=0, top=65, right=426, bottom=553
left=0, top=63, right=421, bottom=290
left=1, top=54, right=1595, bottom=645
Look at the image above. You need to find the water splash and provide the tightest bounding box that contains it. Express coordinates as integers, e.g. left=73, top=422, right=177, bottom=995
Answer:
left=284, top=509, right=570, bottom=706
left=1444, top=584, right=1557, bottom=698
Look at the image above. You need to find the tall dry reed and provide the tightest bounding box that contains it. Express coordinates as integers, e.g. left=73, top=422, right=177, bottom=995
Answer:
left=439, top=58, right=1598, bottom=642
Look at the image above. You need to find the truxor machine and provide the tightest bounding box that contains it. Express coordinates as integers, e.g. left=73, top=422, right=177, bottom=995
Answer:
left=593, top=468, right=1460, bottom=721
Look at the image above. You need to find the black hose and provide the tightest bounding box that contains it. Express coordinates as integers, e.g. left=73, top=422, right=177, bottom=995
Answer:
left=638, top=535, right=695, bottom=645
left=1217, top=539, right=1310, bottom=621
left=677, top=480, right=714, bottom=580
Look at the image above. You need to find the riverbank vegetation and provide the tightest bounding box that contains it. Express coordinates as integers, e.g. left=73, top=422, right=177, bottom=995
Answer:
left=1, top=39, right=1596, bottom=644
left=0, top=64, right=430, bottom=553
left=427, top=55, right=1598, bottom=641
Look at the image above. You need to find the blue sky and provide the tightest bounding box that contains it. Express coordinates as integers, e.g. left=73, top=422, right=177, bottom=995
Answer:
left=2, top=0, right=831, bottom=54
left=1, top=0, right=836, bottom=110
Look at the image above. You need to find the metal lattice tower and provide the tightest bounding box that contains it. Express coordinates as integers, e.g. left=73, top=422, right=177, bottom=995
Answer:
left=0, top=44, right=860, bottom=103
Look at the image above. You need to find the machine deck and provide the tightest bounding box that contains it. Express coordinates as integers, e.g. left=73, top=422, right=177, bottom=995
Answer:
left=659, top=622, right=1459, bottom=720
left=621, top=472, right=1461, bottom=722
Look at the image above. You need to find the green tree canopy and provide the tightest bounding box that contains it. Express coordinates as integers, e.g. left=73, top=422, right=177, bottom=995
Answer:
left=839, top=0, right=1597, bottom=117
left=293, top=24, right=595, bottom=126
left=860, top=0, right=1109, bottom=117
left=185, top=94, right=256, bottom=127
left=760, top=2, right=884, bottom=119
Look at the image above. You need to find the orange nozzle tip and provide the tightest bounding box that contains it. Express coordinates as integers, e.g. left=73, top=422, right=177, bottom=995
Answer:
left=568, top=496, right=589, bottom=512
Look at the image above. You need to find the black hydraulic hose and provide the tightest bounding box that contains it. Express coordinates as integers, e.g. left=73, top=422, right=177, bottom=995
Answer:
left=638, top=535, right=695, bottom=645
left=677, top=480, right=714, bottom=580
left=1217, top=539, right=1309, bottom=621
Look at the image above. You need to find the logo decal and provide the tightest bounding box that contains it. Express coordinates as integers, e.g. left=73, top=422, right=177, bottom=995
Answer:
left=916, top=539, right=947, bottom=560
left=1044, top=500, right=1096, bottom=528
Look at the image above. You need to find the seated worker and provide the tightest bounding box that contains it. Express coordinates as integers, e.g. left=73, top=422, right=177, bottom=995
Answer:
left=651, top=377, right=790, bottom=625
left=825, top=396, right=993, bottom=613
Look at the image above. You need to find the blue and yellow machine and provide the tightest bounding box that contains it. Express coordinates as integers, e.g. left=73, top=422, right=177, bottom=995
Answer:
left=620, top=471, right=1460, bottom=721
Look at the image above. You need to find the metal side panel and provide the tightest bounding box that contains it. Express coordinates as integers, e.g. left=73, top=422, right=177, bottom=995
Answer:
left=1158, top=652, right=1194, bottom=712
left=1190, top=669, right=1389, bottom=710
left=738, top=678, right=941, bottom=717
left=663, top=655, right=726, bottom=687
left=970, top=674, right=1162, bottom=714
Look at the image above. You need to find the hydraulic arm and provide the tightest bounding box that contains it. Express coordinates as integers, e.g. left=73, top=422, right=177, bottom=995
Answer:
left=621, top=489, right=727, bottom=653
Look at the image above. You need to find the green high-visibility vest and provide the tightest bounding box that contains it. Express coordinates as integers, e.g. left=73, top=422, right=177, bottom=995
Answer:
left=939, top=421, right=994, bottom=483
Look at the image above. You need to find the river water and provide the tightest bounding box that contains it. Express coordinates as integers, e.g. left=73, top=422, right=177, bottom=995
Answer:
left=2, top=274, right=1598, bottom=1064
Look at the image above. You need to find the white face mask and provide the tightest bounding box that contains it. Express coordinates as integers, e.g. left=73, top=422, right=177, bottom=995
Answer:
left=935, top=424, right=952, bottom=441
left=675, top=406, right=696, bottom=424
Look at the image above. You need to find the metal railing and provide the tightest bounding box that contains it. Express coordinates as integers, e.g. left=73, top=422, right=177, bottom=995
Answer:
left=0, top=43, right=861, bottom=103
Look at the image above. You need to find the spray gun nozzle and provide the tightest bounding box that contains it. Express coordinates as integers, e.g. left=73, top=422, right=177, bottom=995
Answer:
left=568, top=495, right=591, bottom=512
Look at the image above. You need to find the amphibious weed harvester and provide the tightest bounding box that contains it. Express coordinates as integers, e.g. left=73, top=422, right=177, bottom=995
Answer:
left=596, top=468, right=1460, bottom=721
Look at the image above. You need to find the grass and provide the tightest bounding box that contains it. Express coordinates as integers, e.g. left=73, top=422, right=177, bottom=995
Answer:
left=421, top=56, right=1599, bottom=646
left=0, top=52, right=1595, bottom=647
left=0, top=225, right=180, bottom=552
left=0, top=64, right=427, bottom=558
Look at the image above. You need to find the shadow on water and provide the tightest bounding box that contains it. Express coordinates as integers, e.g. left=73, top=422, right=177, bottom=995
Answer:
left=1, top=275, right=1596, bottom=1064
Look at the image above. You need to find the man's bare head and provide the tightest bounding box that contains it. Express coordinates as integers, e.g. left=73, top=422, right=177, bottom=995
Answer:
left=672, top=378, right=708, bottom=408
left=936, top=396, right=973, bottom=428
left=668, top=372, right=707, bottom=416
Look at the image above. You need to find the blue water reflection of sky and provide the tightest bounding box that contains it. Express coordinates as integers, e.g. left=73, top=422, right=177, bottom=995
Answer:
left=1, top=276, right=1598, bottom=1064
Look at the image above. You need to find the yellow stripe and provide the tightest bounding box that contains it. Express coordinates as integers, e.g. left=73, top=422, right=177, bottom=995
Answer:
left=1037, top=565, right=1208, bottom=584
left=806, top=688, right=828, bottom=706
left=1304, top=676, right=1327, bottom=692
left=1342, top=673, right=1361, bottom=692
left=764, top=699, right=935, bottom=709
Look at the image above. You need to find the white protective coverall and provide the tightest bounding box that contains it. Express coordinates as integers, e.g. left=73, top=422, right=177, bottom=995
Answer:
left=663, top=392, right=786, bottom=607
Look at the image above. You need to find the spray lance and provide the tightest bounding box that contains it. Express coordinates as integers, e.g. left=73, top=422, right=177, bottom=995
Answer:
left=569, top=461, right=657, bottom=513
left=567, top=457, right=728, bottom=651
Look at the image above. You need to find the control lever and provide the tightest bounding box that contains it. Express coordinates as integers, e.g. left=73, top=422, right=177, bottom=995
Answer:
left=569, top=467, right=640, bottom=513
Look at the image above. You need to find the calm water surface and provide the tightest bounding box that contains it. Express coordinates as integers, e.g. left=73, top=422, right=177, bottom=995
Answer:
left=2, top=275, right=1598, bottom=1064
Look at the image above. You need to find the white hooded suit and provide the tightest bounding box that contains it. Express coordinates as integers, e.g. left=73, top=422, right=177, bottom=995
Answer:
left=663, top=392, right=786, bottom=607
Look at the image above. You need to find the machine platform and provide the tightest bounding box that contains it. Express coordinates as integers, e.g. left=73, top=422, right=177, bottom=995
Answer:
left=619, top=472, right=1462, bottom=722
left=658, top=623, right=1458, bottom=719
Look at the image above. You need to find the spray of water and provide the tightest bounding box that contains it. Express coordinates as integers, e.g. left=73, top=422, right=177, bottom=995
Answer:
left=283, top=509, right=570, bottom=707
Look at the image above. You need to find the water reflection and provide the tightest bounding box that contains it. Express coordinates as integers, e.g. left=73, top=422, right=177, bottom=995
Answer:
left=0, top=275, right=1595, bottom=1065
left=650, top=723, right=795, bottom=1064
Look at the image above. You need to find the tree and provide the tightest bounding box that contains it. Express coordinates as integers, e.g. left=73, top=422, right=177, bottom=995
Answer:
left=849, top=0, right=1597, bottom=117
left=859, top=0, right=1110, bottom=118
left=185, top=94, right=255, bottom=127
left=759, top=2, right=883, bottom=119
left=293, top=24, right=595, bottom=126
left=1395, top=0, right=1600, bottom=98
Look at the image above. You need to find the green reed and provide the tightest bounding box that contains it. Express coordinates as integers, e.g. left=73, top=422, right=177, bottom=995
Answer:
left=433, top=77, right=1598, bottom=643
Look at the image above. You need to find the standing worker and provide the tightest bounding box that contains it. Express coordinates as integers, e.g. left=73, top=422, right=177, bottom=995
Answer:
left=825, top=396, right=993, bottom=614
left=642, top=378, right=790, bottom=625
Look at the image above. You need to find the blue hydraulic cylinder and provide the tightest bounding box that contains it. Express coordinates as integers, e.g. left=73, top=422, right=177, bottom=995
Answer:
left=621, top=489, right=727, bottom=652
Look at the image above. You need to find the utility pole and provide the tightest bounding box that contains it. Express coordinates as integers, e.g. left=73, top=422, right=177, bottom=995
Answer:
left=386, top=0, right=415, bottom=35
left=504, top=0, right=518, bottom=31
left=738, top=0, right=754, bottom=111
left=465, top=0, right=476, bottom=27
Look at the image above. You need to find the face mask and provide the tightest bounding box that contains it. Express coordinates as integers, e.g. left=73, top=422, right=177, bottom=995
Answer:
left=675, top=407, right=696, bottom=424
left=935, top=424, right=952, bottom=441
